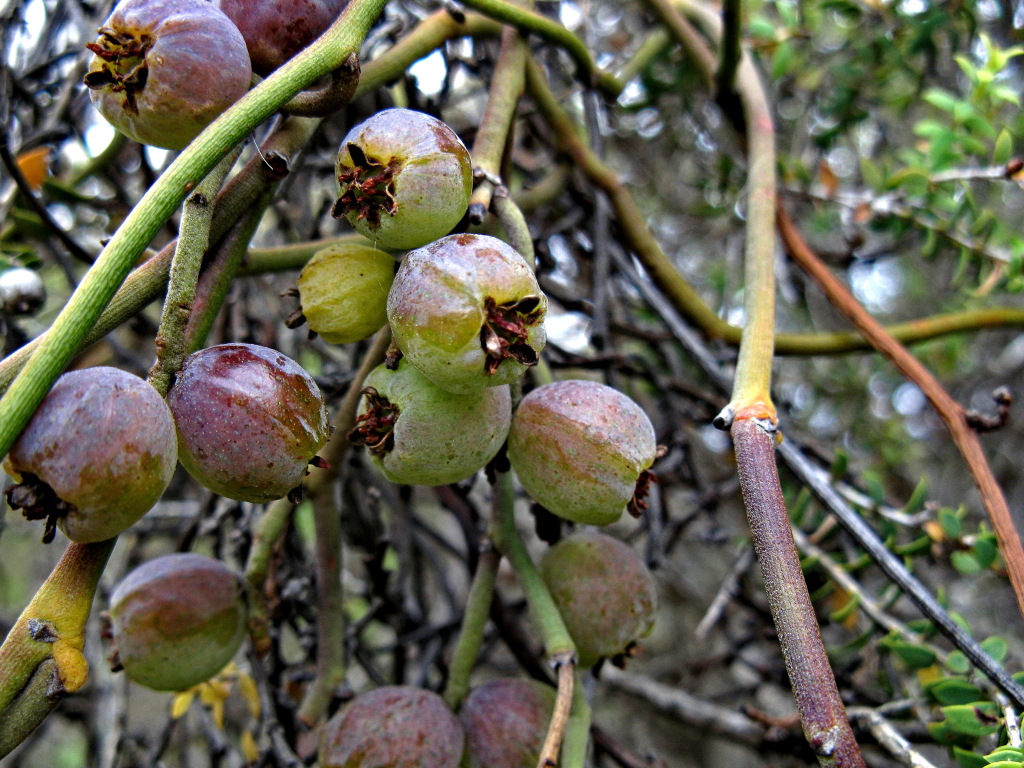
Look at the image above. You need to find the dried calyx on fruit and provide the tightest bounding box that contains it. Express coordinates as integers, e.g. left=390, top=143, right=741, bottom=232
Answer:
left=291, top=243, right=396, bottom=344
left=460, top=678, right=556, bottom=768
left=320, top=685, right=464, bottom=768
left=387, top=234, right=547, bottom=394
left=4, top=367, right=177, bottom=543
left=349, top=359, right=511, bottom=486
left=332, top=109, right=472, bottom=249
left=107, top=553, right=248, bottom=691
left=167, top=343, right=331, bottom=503
left=215, top=0, right=349, bottom=76
left=84, top=0, right=251, bottom=150
left=507, top=379, right=657, bottom=526
left=540, top=531, right=659, bottom=668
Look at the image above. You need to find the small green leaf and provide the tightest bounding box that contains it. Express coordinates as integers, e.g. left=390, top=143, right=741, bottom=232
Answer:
left=952, top=551, right=983, bottom=575
left=860, top=158, right=884, bottom=190
left=930, top=678, right=983, bottom=706
left=772, top=42, right=794, bottom=79
left=986, top=749, right=1024, bottom=763
left=882, top=639, right=938, bottom=669
left=980, top=635, right=1008, bottom=662
left=925, top=88, right=959, bottom=113
left=941, top=704, right=1001, bottom=737
left=904, top=478, right=928, bottom=515
left=993, top=130, right=1013, bottom=165
left=939, top=508, right=963, bottom=538
left=982, top=761, right=1022, bottom=768
left=947, top=650, right=971, bottom=673
left=954, top=746, right=991, bottom=768
left=973, top=535, right=998, bottom=569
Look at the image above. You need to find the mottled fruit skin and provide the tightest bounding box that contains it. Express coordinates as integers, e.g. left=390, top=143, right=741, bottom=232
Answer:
left=539, top=532, right=658, bottom=668
left=352, top=360, right=511, bottom=486
left=108, top=553, right=247, bottom=691
left=460, top=679, right=556, bottom=768
left=388, top=234, right=546, bottom=394
left=507, top=380, right=656, bottom=525
left=320, top=686, right=464, bottom=768
left=297, top=244, right=396, bottom=344
left=85, top=0, right=251, bottom=149
left=215, top=0, right=349, bottom=75
left=168, top=343, right=330, bottom=502
left=4, top=367, right=177, bottom=543
left=333, top=109, right=472, bottom=249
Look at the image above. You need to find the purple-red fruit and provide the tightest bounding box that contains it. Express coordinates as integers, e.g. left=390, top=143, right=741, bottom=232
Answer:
left=507, top=380, right=656, bottom=525
left=460, top=679, right=556, bottom=768
left=108, top=553, right=247, bottom=691
left=387, top=234, right=546, bottom=394
left=349, top=360, right=511, bottom=486
left=4, top=367, right=177, bottom=543
left=84, top=0, right=251, bottom=150
left=168, top=343, right=330, bottom=503
left=215, top=0, right=349, bottom=75
left=539, top=531, right=658, bottom=668
left=320, top=686, right=464, bottom=768
left=333, top=109, right=472, bottom=249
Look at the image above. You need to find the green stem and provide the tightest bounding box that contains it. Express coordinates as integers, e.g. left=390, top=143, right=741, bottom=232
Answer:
left=492, top=472, right=574, bottom=657
left=443, top=545, right=501, bottom=709
left=0, top=539, right=116, bottom=758
left=149, top=146, right=242, bottom=395
left=492, top=192, right=535, bottom=267
left=0, top=0, right=388, bottom=459
left=469, top=24, right=529, bottom=223
left=457, top=0, right=620, bottom=95
left=616, top=28, right=672, bottom=84
left=560, top=669, right=591, bottom=768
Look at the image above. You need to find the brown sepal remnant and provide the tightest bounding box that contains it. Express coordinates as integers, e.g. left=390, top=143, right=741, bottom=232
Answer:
left=84, top=29, right=153, bottom=116
left=347, top=387, right=398, bottom=457
left=5, top=473, right=74, bottom=544
left=480, top=295, right=543, bottom=375
left=332, top=145, right=400, bottom=228
left=627, top=469, right=657, bottom=519
left=966, top=386, right=1013, bottom=433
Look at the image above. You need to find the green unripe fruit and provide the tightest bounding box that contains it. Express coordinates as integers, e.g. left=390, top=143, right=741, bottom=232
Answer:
left=460, top=678, right=556, bottom=768
left=4, top=366, right=177, bottom=543
left=350, top=360, right=511, bottom=486
left=320, top=686, right=464, bottom=768
left=108, top=553, right=248, bottom=691
left=387, top=234, right=547, bottom=394
left=296, top=244, right=396, bottom=344
left=507, top=379, right=657, bottom=525
left=539, top=532, right=658, bottom=668
left=332, top=109, right=472, bottom=249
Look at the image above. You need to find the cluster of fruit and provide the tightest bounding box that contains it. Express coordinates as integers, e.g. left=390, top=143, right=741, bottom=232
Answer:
left=5, top=0, right=664, bottom=762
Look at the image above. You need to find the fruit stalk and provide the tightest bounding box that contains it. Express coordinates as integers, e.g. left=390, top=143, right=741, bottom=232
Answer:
left=0, top=539, right=115, bottom=758
left=149, top=144, right=243, bottom=395
left=443, top=544, right=501, bottom=709
left=0, top=0, right=389, bottom=459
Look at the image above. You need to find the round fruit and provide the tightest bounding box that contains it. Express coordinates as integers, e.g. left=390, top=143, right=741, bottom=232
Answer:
left=215, top=0, right=349, bottom=76
left=320, top=686, right=464, bottom=768
left=4, top=367, right=177, bottom=543
left=507, top=379, right=656, bottom=526
left=539, top=531, right=658, bottom=668
left=84, top=0, right=251, bottom=150
left=460, top=679, right=556, bottom=768
left=108, top=552, right=247, bottom=691
left=332, top=109, right=472, bottom=249
left=387, top=234, right=546, bottom=394
left=168, top=343, right=330, bottom=503
left=349, top=359, right=511, bottom=486
left=295, top=243, right=396, bottom=344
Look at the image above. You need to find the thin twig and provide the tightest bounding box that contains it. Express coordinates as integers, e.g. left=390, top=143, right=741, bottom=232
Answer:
left=847, top=707, right=941, bottom=768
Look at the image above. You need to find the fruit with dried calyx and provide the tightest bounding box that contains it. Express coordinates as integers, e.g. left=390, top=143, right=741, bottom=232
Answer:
left=387, top=234, right=546, bottom=394
left=84, top=0, right=251, bottom=150
left=459, top=678, right=556, bottom=768
left=292, top=243, right=396, bottom=344
left=539, top=531, right=658, bottom=668
left=167, top=343, right=330, bottom=503
left=320, top=685, right=464, bottom=768
left=349, top=359, right=511, bottom=486
left=507, top=379, right=657, bottom=526
left=4, top=366, right=177, bottom=543
left=215, top=0, right=349, bottom=76
left=107, top=552, right=248, bottom=691
left=332, top=108, right=472, bottom=249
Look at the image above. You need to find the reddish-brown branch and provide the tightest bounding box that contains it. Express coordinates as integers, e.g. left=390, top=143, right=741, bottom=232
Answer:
left=778, top=205, right=1024, bottom=620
